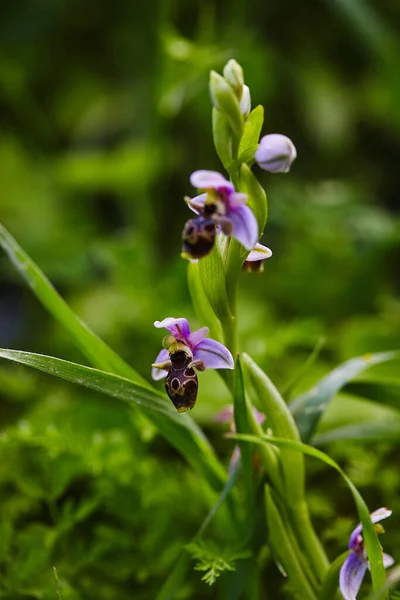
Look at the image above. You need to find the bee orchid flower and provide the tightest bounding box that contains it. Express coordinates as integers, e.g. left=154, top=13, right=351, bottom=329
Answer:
left=182, top=170, right=259, bottom=258
left=151, top=317, right=234, bottom=412
left=339, top=507, right=394, bottom=600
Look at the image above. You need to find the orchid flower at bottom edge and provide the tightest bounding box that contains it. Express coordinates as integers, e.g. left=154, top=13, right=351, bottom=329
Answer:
left=339, top=507, right=394, bottom=600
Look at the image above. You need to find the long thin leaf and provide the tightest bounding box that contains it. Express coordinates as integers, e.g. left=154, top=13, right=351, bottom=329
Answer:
left=0, top=224, right=230, bottom=493
left=313, top=420, right=400, bottom=446
left=367, top=566, right=400, bottom=600
left=231, top=433, right=388, bottom=597
left=0, top=349, right=228, bottom=491
left=0, top=223, right=147, bottom=385
left=289, top=352, right=398, bottom=442
left=233, top=357, right=254, bottom=532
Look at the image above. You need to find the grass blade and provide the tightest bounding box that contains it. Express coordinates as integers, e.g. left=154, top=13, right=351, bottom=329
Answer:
left=290, top=352, right=399, bottom=442
left=0, top=223, right=146, bottom=385
left=0, top=349, right=228, bottom=491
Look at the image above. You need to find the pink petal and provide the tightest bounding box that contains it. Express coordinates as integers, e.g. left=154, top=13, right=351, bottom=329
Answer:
left=339, top=553, right=368, bottom=600
left=193, top=338, right=234, bottom=370
left=190, top=170, right=234, bottom=193
left=187, top=193, right=207, bottom=215
left=383, top=553, right=395, bottom=569
left=228, top=204, right=259, bottom=250
left=246, top=243, right=272, bottom=262
left=154, top=317, right=191, bottom=341
left=187, top=326, right=209, bottom=348
left=229, top=192, right=248, bottom=208
left=151, top=348, right=169, bottom=381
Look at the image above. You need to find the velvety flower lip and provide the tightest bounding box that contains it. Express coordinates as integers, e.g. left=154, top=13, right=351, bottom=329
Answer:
left=187, top=170, right=258, bottom=251
left=152, top=317, right=234, bottom=380
left=339, top=508, right=394, bottom=600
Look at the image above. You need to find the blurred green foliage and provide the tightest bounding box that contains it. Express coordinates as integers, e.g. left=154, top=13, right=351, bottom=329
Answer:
left=1, top=0, right=400, bottom=598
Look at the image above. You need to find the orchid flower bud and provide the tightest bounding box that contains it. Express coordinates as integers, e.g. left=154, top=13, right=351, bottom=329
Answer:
left=255, top=134, right=297, bottom=173
left=209, top=71, right=244, bottom=139
left=223, top=59, right=244, bottom=96
left=239, top=85, right=251, bottom=117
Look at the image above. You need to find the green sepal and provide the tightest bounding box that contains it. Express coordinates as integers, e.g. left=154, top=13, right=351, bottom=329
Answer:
left=238, top=105, right=264, bottom=164
left=212, top=107, right=233, bottom=171
left=239, top=164, right=268, bottom=235
left=209, top=71, right=244, bottom=141
left=223, top=59, right=244, bottom=95
left=198, top=239, right=233, bottom=325
left=187, top=261, right=223, bottom=343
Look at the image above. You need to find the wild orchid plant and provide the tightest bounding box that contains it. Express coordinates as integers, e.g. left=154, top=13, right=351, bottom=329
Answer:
left=0, top=59, right=397, bottom=599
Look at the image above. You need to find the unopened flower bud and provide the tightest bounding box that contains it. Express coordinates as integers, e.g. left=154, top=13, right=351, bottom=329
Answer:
left=239, top=85, right=251, bottom=117
left=209, top=71, right=243, bottom=139
left=255, top=134, right=297, bottom=173
left=223, top=59, right=244, bottom=94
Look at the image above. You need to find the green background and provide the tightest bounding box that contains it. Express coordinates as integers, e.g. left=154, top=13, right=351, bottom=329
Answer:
left=0, top=1, right=399, bottom=598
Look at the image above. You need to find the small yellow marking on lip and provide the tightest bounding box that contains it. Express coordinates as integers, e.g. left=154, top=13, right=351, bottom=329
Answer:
left=363, top=353, right=373, bottom=361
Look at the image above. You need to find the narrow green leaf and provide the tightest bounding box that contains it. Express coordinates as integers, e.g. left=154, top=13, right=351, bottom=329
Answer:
left=0, top=223, right=146, bottom=386
left=367, top=565, right=400, bottom=600
left=231, top=433, right=389, bottom=597
left=0, top=349, right=228, bottom=492
left=187, top=261, right=223, bottom=343
left=242, top=353, right=304, bottom=499
left=233, top=357, right=254, bottom=530
left=313, top=420, right=400, bottom=445
left=290, top=352, right=399, bottom=442
left=212, top=107, right=233, bottom=171
left=265, top=486, right=317, bottom=600
left=238, top=105, right=264, bottom=164
left=239, top=164, right=268, bottom=235
left=198, top=239, right=233, bottom=324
